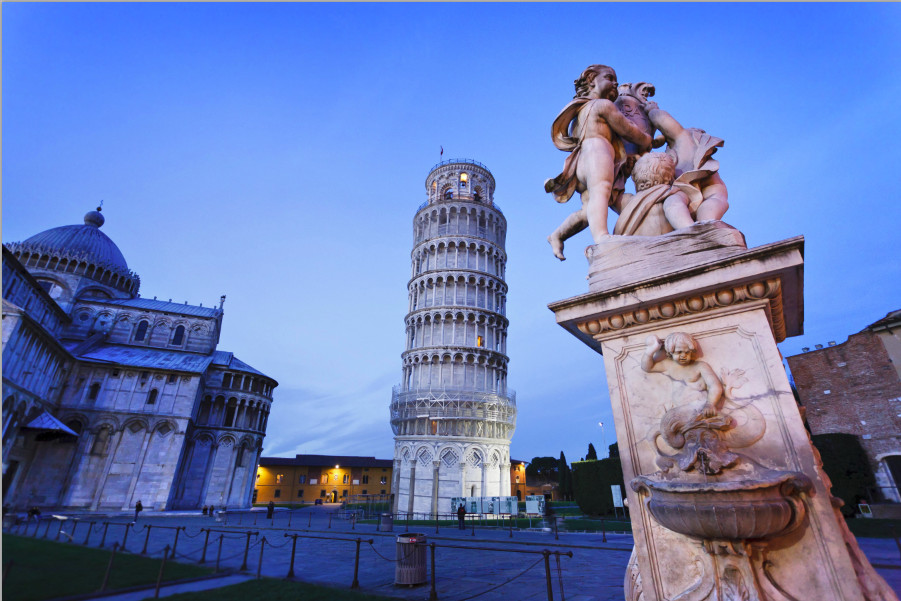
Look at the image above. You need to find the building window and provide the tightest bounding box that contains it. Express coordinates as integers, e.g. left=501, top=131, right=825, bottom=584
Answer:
left=140, top=371, right=149, bottom=382
left=320, top=490, right=326, bottom=498
left=274, top=489, right=281, bottom=498
left=135, top=320, right=149, bottom=341
left=171, top=325, right=185, bottom=346
left=362, top=475, right=369, bottom=484
left=460, top=173, right=468, bottom=183
left=342, top=490, right=348, bottom=498
left=362, top=489, right=368, bottom=495
left=112, top=370, right=120, bottom=378
left=276, top=474, right=284, bottom=484
left=88, top=383, right=101, bottom=401
left=380, top=476, right=387, bottom=485
left=168, top=374, right=177, bottom=383
left=147, top=389, right=158, bottom=404
left=342, top=474, right=348, bottom=484
left=297, top=489, right=304, bottom=498
left=381, top=490, right=386, bottom=495
left=91, top=427, right=112, bottom=455
left=298, top=475, right=307, bottom=484
left=477, top=335, right=483, bottom=347
left=310, top=478, right=318, bottom=485
left=223, top=374, right=232, bottom=388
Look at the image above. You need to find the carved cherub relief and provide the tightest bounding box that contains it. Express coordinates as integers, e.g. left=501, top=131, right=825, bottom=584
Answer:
left=641, top=332, right=764, bottom=475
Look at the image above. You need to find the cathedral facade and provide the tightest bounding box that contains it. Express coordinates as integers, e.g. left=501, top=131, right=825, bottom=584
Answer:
left=2, top=208, right=276, bottom=511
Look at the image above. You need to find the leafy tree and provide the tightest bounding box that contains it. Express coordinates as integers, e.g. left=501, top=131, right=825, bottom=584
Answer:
left=526, top=456, right=559, bottom=484
left=572, top=457, right=626, bottom=515
left=586, top=443, right=598, bottom=461
left=608, top=442, right=620, bottom=458
left=559, top=452, right=574, bottom=501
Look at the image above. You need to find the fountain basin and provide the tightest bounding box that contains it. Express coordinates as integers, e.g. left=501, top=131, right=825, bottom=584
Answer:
left=631, top=471, right=811, bottom=541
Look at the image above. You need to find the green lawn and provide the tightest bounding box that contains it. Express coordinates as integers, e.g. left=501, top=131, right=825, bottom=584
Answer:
left=162, top=578, right=400, bottom=601
left=2, top=535, right=212, bottom=601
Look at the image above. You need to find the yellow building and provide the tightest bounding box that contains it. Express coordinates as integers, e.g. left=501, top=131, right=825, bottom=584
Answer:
left=255, top=454, right=393, bottom=505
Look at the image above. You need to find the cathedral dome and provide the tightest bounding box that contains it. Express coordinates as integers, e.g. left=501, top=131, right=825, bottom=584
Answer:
left=6, top=207, right=140, bottom=297
left=19, top=209, right=128, bottom=272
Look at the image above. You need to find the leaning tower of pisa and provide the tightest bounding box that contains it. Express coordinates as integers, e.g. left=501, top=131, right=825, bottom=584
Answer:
left=390, top=158, right=516, bottom=517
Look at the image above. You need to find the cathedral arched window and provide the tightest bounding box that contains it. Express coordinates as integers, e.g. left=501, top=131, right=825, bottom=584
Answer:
left=171, top=325, right=185, bottom=346
left=147, top=389, right=158, bottom=405
left=135, top=320, right=149, bottom=342
left=444, top=190, right=453, bottom=200
left=88, top=383, right=101, bottom=402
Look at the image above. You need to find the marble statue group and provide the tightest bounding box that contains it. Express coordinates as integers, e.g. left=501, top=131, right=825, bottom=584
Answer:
left=546, top=64, right=728, bottom=260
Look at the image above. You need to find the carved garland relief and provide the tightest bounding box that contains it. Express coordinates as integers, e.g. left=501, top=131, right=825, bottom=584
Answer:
left=576, top=278, right=787, bottom=342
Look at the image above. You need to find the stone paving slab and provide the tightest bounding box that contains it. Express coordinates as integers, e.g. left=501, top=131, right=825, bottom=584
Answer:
left=6, top=509, right=900, bottom=601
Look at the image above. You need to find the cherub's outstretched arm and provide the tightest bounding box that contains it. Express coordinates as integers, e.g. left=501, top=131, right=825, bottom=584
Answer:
left=647, top=107, right=685, bottom=144
left=641, top=335, right=665, bottom=373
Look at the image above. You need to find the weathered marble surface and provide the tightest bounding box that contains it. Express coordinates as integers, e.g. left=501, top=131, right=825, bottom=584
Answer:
left=586, top=221, right=747, bottom=292
left=550, top=236, right=898, bottom=601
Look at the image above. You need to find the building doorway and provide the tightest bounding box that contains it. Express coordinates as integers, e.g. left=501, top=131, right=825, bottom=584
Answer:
left=330, top=490, right=338, bottom=503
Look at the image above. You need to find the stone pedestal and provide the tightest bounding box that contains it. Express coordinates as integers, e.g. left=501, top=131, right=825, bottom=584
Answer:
left=549, top=225, right=897, bottom=601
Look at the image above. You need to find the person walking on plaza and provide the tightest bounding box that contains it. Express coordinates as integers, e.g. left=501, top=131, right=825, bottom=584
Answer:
left=457, top=503, right=466, bottom=530
left=134, top=500, right=143, bottom=522
left=266, top=500, right=275, bottom=520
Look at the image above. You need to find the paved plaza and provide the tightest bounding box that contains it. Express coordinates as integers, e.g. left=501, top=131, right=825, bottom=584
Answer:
left=7, top=505, right=901, bottom=601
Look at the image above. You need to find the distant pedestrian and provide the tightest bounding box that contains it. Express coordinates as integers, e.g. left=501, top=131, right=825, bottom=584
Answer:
left=457, top=503, right=466, bottom=530
left=267, top=500, right=275, bottom=520
left=28, top=506, right=41, bottom=525
left=134, top=500, right=143, bottom=522
left=202, top=505, right=208, bottom=516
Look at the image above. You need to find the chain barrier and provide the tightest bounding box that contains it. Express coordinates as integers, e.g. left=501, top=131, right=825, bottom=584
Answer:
left=451, top=555, right=545, bottom=601
left=365, top=540, right=419, bottom=563
left=263, top=536, right=292, bottom=549
left=181, top=528, right=205, bottom=538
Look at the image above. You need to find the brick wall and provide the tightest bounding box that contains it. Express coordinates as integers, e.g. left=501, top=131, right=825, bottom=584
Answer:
left=787, top=329, right=901, bottom=498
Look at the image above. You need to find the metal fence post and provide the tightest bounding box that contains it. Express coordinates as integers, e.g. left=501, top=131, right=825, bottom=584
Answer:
left=256, top=537, right=266, bottom=579
left=351, top=538, right=361, bottom=589
left=241, top=531, right=253, bottom=571
left=543, top=550, right=554, bottom=601
left=429, top=542, right=438, bottom=601
left=215, top=535, right=224, bottom=573
left=170, top=527, right=182, bottom=559
left=142, top=525, right=153, bottom=554
left=154, top=545, right=170, bottom=598
left=285, top=534, right=298, bottom=579
left=328, top=513, right=333, bottom=529
left=99, top=543, right=120, bottom=592
left=121, top=523, right=131, bottom=550
left=100, top=522, right=110, bottom=548
left=200, top=529, right=211, bottom=564
left=308, top=512, right=312, bottom=528
left=601, top=517, right=607, bottom=543
left=84, top=521, right=96, bottom=545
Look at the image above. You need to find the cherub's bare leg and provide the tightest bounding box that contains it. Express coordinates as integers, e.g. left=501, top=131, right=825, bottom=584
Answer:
left=584, top=185, right=614, bottom=243
left=663, top=194, right=694, bottom=229
left=548, top=209, right=588, bottom=261
left=696, top=175, right=729, bottom=221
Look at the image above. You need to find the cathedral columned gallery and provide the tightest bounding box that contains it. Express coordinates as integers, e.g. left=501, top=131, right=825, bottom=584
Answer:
left=2, top=208, right=277, bottom=511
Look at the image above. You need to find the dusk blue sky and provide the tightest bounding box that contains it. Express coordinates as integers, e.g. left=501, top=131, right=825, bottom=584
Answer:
left=4, top=3, right=900, bottom=465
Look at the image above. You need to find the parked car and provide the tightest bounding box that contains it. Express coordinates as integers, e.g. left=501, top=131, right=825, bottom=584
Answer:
left=315, top=498, right=323, bottom=505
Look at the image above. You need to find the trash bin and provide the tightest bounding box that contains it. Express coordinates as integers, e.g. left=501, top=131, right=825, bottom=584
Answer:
left=395, top=532, right=427, bottom=585
left=379, top=513, right=394, bottom=532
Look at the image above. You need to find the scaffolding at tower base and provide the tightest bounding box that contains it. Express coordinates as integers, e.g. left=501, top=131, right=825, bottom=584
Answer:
left=390, top=386, right=516, bottom=440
